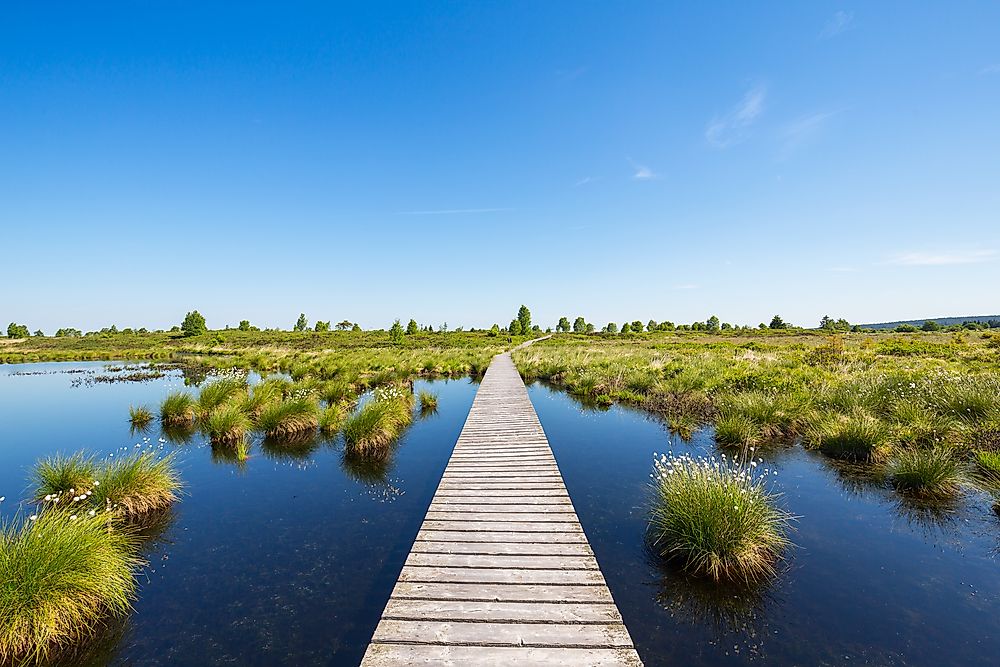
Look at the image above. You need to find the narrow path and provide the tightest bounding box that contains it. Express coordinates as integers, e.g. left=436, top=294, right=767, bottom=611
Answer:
left=361, top=348, right=642, bottom=665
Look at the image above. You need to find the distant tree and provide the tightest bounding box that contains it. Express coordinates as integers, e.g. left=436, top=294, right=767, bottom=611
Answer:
left=769, top=315, right=787, bottom=330
left=721, top=322, right=733, bottom=330
left=573, top=316, right=587, bottom=333
left=55, top=327, right=82, bottom=337
left=647, top=320, right=657, bottom=332
left=351, top=323, right=362, bottom=332
left=336, top=320, right=353, bottom=331
left=658, top=321, right=675, bottom=331
left=441, top=322, right=449, bottom=333
left=314, top=320, right=330, bottom=332
left=896, top=324, right=920, bottom=333
left=545, top=327, right=552, bottom=333
left=509, top=319, right=523, bottom=336
left=605, top=322, right=618, bottom=334
left=557, top=317, right=571, bottom=333
left=630, top=321, right=643, bottom=333
left=180, top=311, right=207, bottom=337
left=389, top=319, right=404, bottom=343
left=238, top=320, right=251, bottom=331
left=585, top=323, right=596, bottom=334
left=922, top=320, right=942, bottom=332
left=406, top=319, right=419, bottom=335
left=516, top=305, right=531, bottom=335
left=488, top=323, right=501, bottom=337
left=707, top=315, right=720, bottom=332
left=620, top=322, right=631, bottom=334
left=819, top=315, right=834, bottom=330
left=294, top=313, right=308, bottom=332
left=33, top=329, right=44, bottom=337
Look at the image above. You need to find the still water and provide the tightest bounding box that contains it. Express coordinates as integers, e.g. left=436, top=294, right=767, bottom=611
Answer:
left=1, top=363, right=998, bottom=666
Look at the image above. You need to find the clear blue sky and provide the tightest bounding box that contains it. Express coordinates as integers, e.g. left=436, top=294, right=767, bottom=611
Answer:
left=2, top=2, right=998, bottom=331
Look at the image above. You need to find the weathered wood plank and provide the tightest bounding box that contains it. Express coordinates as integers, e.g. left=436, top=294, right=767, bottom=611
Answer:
left=405, top=552, right=599, bottom=570
left=372, top=619, right=634, bottom=647
left=411, top=541, right=594, bottom=556
left=381, top=599, right=623, bottom=624
left=389, top=581, right=615, bottom=603
left=361, top=644, right=643, bottom=666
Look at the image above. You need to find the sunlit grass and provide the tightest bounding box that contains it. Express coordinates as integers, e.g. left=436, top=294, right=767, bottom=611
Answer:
left=257, top=398, right=319, bottom=438
left=888, top=447, right=963, bottom=499
left=32, top=452, right=99, bottom=502
left=128, top=405, right=153, bottom=429
left=418, top=390, right=438, bottom=413
left=196, top=378, right=246, bottom=418
left=343, top=387, right=414, bottom=455
left=204, top=404, right=251, bottom=443
left=160, top=391, right=195, bottom=426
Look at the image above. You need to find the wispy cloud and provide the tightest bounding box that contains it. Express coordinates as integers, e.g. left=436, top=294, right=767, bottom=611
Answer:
left=574, top=176, right=598, bottom=187
left=628, top=159, right=659, bottom=180
left=980, top=63, right=1000, bottom=75
left=886, top=249, right=997, bottom=266
left=779, top=110, right=841, bottom=158
left=672, top=283, right=699, bottom=290
left=820, top=10, right=854, bottom=39
left=705, top=85, right=766, bottom=148
left=398, top=207, right=512, bottom=215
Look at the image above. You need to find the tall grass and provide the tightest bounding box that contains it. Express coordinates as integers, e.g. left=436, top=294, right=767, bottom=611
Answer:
left=92, top=452, right=181, bottom=518
left=32, top=452, right=98, bottom=501
left=240, top=379, right=284, bottom=418
left=807, top=414, right=891, bottom=462
left=318, top=404, right=347, bottom=434
left=204, top=404, right=251, bottom=443
left=648, top=452, right=791, bottom=582
left=342, top=387, right=414, bottom=455
left=888, top=447, right=962, bottom=498
left=128, top=405, right=153, bottom=429
left=196, top=378, right=246, bottom=418
left=418, top=390, right=438, bottom=413
left=973, top=449, right=1000, bottom=484
left=0, top=511, right=140, bottom=665
left=160, top=391, right=195, bottom=426
left=257, top=398, right=319, bottom=437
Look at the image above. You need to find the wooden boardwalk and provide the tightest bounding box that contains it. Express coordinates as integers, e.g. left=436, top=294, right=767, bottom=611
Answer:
left=361, top=350, right=642, bottom=666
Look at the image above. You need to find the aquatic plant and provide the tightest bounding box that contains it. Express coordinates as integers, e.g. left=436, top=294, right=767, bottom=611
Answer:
left=319, top=380, right=353, bottom=406
left=128, top=405, right=154, bottom=429
left=257, top=398, right=319, bottom=437
left=204, top=403, right=251, bottom=443
left=318, top=403, right=347, bottom=434
left=648, top=451, right=791, bottom=582
left=888, top=447, right=962, bottom=499
left=714, top=414, right=762, bottom=448
left=418, top=390, right=438, bottom=413
left=342, top=387, right=414, bottom=455
left=91, top=452, right=181, bottom=519
left=196, top=378, right=246, bottom=418
left=32, top=452, right=99, bottom=502
left=159, top=391, right=196, bottom=426
left=0, top=510, right=140, bottom=665
left=239, top=379, right=284, bottom=418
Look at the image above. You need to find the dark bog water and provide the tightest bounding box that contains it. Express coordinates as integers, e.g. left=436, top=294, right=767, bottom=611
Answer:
left=528, top=382, right=1000, bottom=666
left=2, top=364, right=999, bottom=666
left=0, top=362, right=477, bottom=667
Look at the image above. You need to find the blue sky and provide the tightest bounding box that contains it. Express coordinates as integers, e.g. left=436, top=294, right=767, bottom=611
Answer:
left=2, top=2, right=999, bottom=331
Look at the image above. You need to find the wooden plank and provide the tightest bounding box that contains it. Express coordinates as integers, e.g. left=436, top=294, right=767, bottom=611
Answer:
left=361, top=346, right=641, bottom=666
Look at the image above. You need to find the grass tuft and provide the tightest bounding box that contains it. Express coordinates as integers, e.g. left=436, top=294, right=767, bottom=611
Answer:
left=342, top=387, right=414, bottom=455
left=888, top=447, right=962, bottom=498
left=648, top=452, right=791, bottom=583
left=196, top=378, right=246, bottom=418
left=257, top=398, right=319, bottom=438
left=809, top=414, right=891, bottom=462
left=0, top=511, right=140, bottom=665
left=92, top=452, right=181, bottom=519
left=418, top=390, right=439, bottom=413
left=203, top=404, right=251, bottom=443
left=160, top=391, right=195, bottom=426
left=32, top=452, right=99, bottom=501
left=128, top=406, right=153, bottom=429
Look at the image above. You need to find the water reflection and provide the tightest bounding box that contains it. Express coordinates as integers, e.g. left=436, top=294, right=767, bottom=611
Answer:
left=259, top=432, right=323, bottom=462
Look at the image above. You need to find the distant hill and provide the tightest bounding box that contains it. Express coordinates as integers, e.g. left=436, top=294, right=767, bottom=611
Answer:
left=859, top=315, right=1000, bottom=330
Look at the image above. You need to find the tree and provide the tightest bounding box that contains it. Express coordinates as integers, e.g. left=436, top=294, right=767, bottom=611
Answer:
left=33, top=329, right=44, bottom=337
left=573, top=316, right=587, bottom=333
left=647, top=320, right=657, bottom=332
left=294, top=313, right=308, bottom=332
left=707, top=315, right=720, bottom=332
left=721, top=322, right=733, bottom=330
left=922, top=320, right=942, bottom=332
left=820, top=315, right=834, bottom=330
left=621, top=322, right=631, bottom=334
left=389, top=319, right=404, bottom=343
left=585, top=323, right=595, bottom=334
left=351, top=323, right=362, bottom=332
left=605, top=322, right=618, bottom=334
left=769, top=315, right=787, bottom=330
left=238, top=320, right=251, bottom=331
left=487, top=323, right=501, bottom=337
left=314, top=320, right=330, bottom=332
left=6, top=322, right=29, bottom=338
left=55, top=327, right=82, bottom=337
left=516, top=305, right=531, bottom=335
left=557, top=316, right=571, bottom=333
left=180, top=311, right=207, bottom=337
left=631, top=321, right=643, bottom=333
left=336, top=320, right=353, bottom=331
left=658, top=321, right=675, bottom=331
left=406, top=319, right=419, bottom=335
left=509, top=319, right=523, bottom=336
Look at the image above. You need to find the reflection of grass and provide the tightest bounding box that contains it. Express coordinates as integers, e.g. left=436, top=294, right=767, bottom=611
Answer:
left=0, top=511, right=140, bottom=665
left=340, top=447, right=394, bottom=485
left=211, top=438, right=251, bottom=469
left=260, top=432, right=320, bottom=462
left=649, top=452, right=792, bottom=582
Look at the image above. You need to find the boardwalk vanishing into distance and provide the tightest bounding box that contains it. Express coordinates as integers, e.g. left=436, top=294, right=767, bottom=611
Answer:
left=361, top=346, right=643, bottom=666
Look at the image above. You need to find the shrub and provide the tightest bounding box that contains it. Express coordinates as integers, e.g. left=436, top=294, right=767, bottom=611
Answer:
left=257, top=398, right=319, bottom=437
left=180, top=310, right=207, bottom=337
left=128, top=406, right=154, bottom=429
left=160, top=391, right=196, bottom=426
left=648, top=452, right=791, bottom=582
left=0, top=511, right=140, bottom=664
left=888, top=447, right=962, bottom=499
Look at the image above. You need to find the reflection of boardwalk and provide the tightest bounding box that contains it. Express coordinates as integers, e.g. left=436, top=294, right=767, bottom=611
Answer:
left=361, top=349, right=643, bottom=666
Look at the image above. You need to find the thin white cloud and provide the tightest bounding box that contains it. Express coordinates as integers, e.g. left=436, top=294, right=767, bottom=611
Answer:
left=980, top=63, right=1000, bottom=75
left=628, top=159, right=659, bottom=180
left=779, top=110, right=841, bottom=158
left=820, top=10, right=854, bottom=39
left=574, top=176, right=598, bottom=187
left=398, top=207, right=512, bottom=215
left=886, top=249, right=997, bottom=266
left=705, top=85, right=766, bottom=148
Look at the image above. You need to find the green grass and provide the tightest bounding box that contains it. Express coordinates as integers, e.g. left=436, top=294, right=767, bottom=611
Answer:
left=342, top=388, right=414, bottom=455
left=808, top=414, right=891, bottom=462
left=257, top=398, right=319, bottom=437
left=32, top=452, right=99, bottom=502
left=888, top=447, right=963, bottom=498
left=128, top=405, right=154, bottom=429
left=196, top=378, right=246, bottom=418
left=418, top=390, right=438, bottom=413
left=0, top=511, right=140, bottom=665
left=159, top=391, right=196, bottom=426
left=89, top=452, right=181, bottom=519
left=318, top=404, right=347, bottom=434
left=648, top=452, right=791, bottom=582
left=973, top=449, right=1000, bottom=483
left=203, top=404, right=251, bottom=443
left=240, top=379, right=285, bottom=418
left=714, top=414, right=762, bottom=448
left=320, top=380, right=354, bottom=406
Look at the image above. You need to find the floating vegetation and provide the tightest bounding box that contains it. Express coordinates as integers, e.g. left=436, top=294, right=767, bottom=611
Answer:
left=648, top=451, right=792, bottom=582
left=0, top=510, right=141, bottom=665
left=129, top=405, right=154, bottom=429
left=159, top=391, right=196, bottom=426
left=342, top=386, right=414, bottom=455
left=888, top=447, right=962, bottom=499
left=257, top=398, right=319, bottom=438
